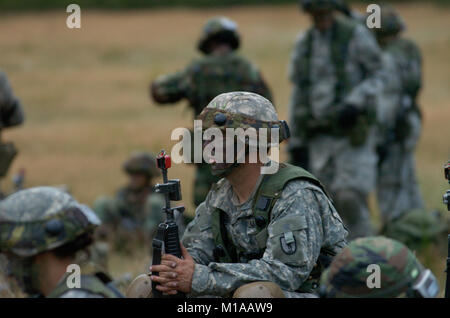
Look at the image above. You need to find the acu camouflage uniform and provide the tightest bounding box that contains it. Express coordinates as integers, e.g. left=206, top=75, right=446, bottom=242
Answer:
left=151, top=17, right=272, bottom=207
left=182, top=92, right=348, bottom=298
left=0, top=187, right=122, bottom=298
left=374, top=6, right=428, bottom=239
left=289, top=1, right=386, bottom=239
left=0, top=70, right=24, bottom=197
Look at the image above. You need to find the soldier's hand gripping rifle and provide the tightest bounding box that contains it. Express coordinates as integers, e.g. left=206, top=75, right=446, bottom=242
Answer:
left=151, top=150, right=185, bottom=298
left=444, top=161, right=450, bottom=298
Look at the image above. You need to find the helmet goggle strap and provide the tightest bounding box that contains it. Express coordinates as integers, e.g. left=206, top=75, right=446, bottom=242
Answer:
left=196, top=108, right=290, bottom=144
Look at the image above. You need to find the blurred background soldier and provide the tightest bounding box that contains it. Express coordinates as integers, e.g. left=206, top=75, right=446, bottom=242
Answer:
left=93, top=151, right=165, bottom=256
left=151, top=16, right=273, bottom=207
left=319, top=236, right=440, bottom=298
left=0, top=187, right=123, bottom=298
left=371, top=5, right=445, bottom=248
left=288, top=0, right=385, bottom=239
left=0, top=70, right=24, bottom=199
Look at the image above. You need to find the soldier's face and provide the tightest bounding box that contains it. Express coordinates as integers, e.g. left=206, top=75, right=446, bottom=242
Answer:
left=128, top=173, right=149, bottom=190
left=310, top=9, right=335, bottom=31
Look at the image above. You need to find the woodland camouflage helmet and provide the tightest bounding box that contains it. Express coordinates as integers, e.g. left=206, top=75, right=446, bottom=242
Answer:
left=0, top=187, right=101, bottom=258
left=196, top=91, right=290, bottom=176
left=300, top=0, right=343, bottom=12
left=319, top=236, right=440, bottom=298
left=197, top=17, right=240, bottom=55
left=373, top=4, right=405, bottom=37
left=122, top=151, right=159, bottom=178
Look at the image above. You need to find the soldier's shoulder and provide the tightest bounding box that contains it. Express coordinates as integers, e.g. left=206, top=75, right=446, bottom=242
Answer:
left=282, top=178, right=326, bottom=197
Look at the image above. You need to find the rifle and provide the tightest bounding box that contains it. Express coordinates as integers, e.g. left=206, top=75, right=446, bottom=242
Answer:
left=151, top=150, right=185, bottom=298
left=444, top=161, right=450, bottom=298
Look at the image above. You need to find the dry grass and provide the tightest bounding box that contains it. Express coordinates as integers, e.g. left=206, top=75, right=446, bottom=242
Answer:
left=0, top=3, right=449, bottom=294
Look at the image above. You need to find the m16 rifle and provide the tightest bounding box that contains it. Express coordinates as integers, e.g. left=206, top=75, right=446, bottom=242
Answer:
left=151, top=150, right=185, bottom=298
left=444, top=161, right=450, bottom=298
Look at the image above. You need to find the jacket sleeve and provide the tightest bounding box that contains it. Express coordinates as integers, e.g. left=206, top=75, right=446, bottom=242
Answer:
left=287, top=32, right=309, bottom=150
left=150, top=66, right=191, bottom=105
left=184, top=180, right=347, bottom=297
left=344, top=25, right=386, bottom=110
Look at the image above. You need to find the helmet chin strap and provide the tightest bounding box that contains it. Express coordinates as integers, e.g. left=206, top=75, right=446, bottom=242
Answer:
left=210, top=162, right=241, bottom=178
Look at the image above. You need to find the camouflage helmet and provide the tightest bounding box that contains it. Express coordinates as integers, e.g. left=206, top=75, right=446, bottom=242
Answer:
left=122, top=151, right=159, bottom=178
left=373, top=5, right=405, bottom=37
left=319, top=236, right=440, bottom=298
left=0, top=187, right=101, bottom=258
left=196, top=92, right=290, bottom=176
left=197, top=17, right=240, bottom=55
left=197, top=91, right=290, bottom=145
left=300, top=0, right=343, bottom=12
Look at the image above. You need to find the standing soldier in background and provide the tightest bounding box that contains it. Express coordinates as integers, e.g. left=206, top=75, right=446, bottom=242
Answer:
left=373, top=6, right=444, bottom=247
left=93, top=151, right=166, bottom=258
left=151, top=17, right=273, bottom=207
left=0, top=187, right=123, bottom=298
left=288, top=0, right=385, bottom=239
left=0, top=70, right=24, bottom=199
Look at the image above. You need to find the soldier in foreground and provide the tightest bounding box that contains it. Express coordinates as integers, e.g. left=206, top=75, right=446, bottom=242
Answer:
left=93, top=151, right=165, bottom=253
left=148, top=92, right=348, bottom=298
left=319, top=236, right=440, bottom=298
left=288, top=0, right=385, bottom=238
left=0, top=187, right=123, bottom=298
left=151, top=17, right=273, bottom=207
left=0, top=70, right=25, bottom=199
left=372, top=6, right=441, bottom=247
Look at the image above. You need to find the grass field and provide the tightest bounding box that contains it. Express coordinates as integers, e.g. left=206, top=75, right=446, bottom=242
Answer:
left=0, top=3, right=449, bottom=295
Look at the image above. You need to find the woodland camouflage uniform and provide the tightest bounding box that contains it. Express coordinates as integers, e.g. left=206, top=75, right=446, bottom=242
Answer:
left=151, top=17, right=272, bottom=207
left=319, top=236, right=440, bottom=298
left=182, top=92, right=348, bottom=298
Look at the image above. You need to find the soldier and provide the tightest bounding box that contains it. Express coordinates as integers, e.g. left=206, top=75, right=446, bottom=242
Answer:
left=0, top=70, right=24, bottom=198
left=288, top=0, right=386, bottom=239
left=147, top=92, right=348, bottom=298
left=0, top=187, right=123, bottom=298
left=319, top=236, right=440, bottom=298
left=372, top=5, right=434, bottom=246
left=93, top=151, right=165, bottom=253
left=151, top=17, right=273, bottom=207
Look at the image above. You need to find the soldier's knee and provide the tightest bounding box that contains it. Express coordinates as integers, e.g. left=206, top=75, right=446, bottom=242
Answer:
left=232, top=282, right=285, bottom=298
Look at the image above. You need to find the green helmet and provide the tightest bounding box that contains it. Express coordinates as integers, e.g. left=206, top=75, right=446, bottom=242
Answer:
left=0, top=187, right=101, bottom=258
left=319, top=236, right=440, bottom=298
left=374, top=5, right=405, bottom=37
left=196, top=91, right=290, bottom=176
left=197, top=17, right=240, bottom=55
left=300, top=0, right=342, bottom=12
left=122, top=151, right=159, bottom=178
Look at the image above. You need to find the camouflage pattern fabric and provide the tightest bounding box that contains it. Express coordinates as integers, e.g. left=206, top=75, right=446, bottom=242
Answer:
left=319, top=236, right=426, bottom=298
left=0, top=187, right=100, bottom=257
left=182, top=175, right=348, bottom=298
left=288, top=14, right=386, bottom=239
left=375, top=8, right=427, bottom=237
